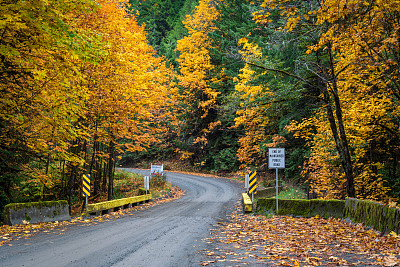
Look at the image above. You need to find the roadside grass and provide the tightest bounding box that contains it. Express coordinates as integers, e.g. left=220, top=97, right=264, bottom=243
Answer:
left=113, top=170, right=144, bottom=198
left=114, top=170, right=172, bottom=199
left=278, top=182, right=307, bottom=199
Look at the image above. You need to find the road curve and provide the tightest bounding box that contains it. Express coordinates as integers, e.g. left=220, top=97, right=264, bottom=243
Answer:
left=0, top=169, right=242, bottom=267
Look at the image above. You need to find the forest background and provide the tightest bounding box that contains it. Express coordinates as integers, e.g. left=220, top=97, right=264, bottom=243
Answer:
left=1, top=0, right=399, bottom=223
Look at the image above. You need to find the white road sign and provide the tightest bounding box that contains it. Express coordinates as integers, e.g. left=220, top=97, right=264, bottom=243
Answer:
left=151, top=164, right=163, bottom=174
left=268, top=148, right=285, bottom=169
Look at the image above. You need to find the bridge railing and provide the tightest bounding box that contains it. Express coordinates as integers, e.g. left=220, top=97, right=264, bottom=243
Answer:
left=86, top=194, right=152, bottom=215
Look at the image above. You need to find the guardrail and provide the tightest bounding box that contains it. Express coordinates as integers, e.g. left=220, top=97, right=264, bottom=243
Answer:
left=86, top=194, right=152, bottom=215
left=242, top=193, right=252, bottom=212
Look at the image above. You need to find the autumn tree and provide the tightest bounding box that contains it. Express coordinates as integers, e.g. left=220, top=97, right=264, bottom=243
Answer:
left=304, top=0, right=400, bottom=199
left=73, top=0, right=176, bottom=201
left=238, top=0, right=356, bottom=198
left=247, top=0, right=399, bottom=200
left=209, top=0, right=313, bottom=183
left=0, top=0, right=100, bottom=219
left=175, top=0, right=221, bottom=166
left=0, top=0, right=176, bottom=221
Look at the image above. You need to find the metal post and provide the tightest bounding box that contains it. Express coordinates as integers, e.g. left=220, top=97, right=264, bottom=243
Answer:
left=252, top=191, right=254, bottom=203
left=245, top=174, right=249, bottom=193
left=144, top=176, right=149, bottom=195
left=276, top=168, right=279, bottom=215
left=86, top=195, right=88, bottom=207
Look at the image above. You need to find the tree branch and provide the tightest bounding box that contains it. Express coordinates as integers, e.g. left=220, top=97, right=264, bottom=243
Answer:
left=244, top=61, right=311, bottom=85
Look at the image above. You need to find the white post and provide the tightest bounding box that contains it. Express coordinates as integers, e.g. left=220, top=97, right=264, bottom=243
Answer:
left=144, top=176, right=150, bottom=194
left=245, top=174, right=249, bottom=193
left=276, top=168, right=279, bottom=215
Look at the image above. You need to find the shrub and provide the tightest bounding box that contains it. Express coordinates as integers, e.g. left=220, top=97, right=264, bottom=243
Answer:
left=150, top=172, right=166, bottom=187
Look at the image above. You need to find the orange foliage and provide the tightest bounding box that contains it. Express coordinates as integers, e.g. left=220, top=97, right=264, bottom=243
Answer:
left=78, top=0, right=175, bottom=152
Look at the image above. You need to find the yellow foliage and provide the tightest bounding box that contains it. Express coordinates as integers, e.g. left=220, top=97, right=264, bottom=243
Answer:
left=0, top=0, right=177, bottom=192
left=77, top=0, right=176, bottom=151
left=254, top=0, right=400, bottom=200
left=234, top=41, right=278, bottom=167
left=175, top=0, right=223, bottom=160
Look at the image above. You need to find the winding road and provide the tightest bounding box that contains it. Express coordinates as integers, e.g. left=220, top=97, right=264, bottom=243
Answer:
left=0, top=169, right=242, bottom=267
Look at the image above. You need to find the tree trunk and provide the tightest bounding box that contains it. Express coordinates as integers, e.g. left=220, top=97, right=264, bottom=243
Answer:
left=326, top=42, right=355, bottom=198
left=107, top=134, right=115, bottom=201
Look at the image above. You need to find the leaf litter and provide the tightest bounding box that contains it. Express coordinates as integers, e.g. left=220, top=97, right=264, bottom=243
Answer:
left=201, top=202, right=400, bottom=266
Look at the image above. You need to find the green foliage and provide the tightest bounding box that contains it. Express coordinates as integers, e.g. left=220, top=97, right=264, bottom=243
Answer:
left=278, top=183, right=307, bottom=200
left=138, top=187, right=149, bottom=195
left=159, top=0, right=199, bottom=65
left=211, top=147, right=238, bottom=173
left=128, top=0, right=193, bottom=57
left=113, top=170, right=144, bottom=198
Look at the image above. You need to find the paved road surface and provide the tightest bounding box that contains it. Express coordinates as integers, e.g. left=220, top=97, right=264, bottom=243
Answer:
left=0, top=169, right=242, bottom=267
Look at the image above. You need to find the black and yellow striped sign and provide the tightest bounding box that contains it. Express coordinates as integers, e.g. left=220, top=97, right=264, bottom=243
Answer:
left=82, top=174, right=91, bottom=197
left=249, top=171, right=257, bottom=194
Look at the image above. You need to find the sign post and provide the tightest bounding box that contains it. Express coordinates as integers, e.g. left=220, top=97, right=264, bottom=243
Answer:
left=245, top=174, right=249, bottom=193
left=82, top=174, right=91, bottom=207
left=268, top=148, right=285, bottom=215
left=144, top=176, right=150, bottom=194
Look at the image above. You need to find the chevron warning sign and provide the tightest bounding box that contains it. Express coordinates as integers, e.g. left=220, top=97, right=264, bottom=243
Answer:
left=82, top=174, right=91, bottom=197
left=248, top=171, right=257, bottom=194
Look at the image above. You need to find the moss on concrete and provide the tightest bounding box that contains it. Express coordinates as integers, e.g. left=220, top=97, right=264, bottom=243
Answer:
left=256, top=198, right=345, bottom=219
left=256, top=198, right=275, bottom=214
left=5, top=200, right=68, bottom=213
left=344, top=198, right=400, bottom=234
left=257, top=197, right=400, bottom=234
left=384, top=206, right=397, bottom=233
left=4, top=200, right=70, bottom=225
left=86, top=194, right=152, bottom=214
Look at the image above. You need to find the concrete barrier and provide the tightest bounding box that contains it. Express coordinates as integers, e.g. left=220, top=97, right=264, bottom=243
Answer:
left=344, top=198, right=400, bottom=234
left=86, top=194, right=152, bottom=215
left=4, top=200, right=70, bottom=225
left=256, top=197, right=400, bottom=234
left=256, top=198, right=345, bottom=219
